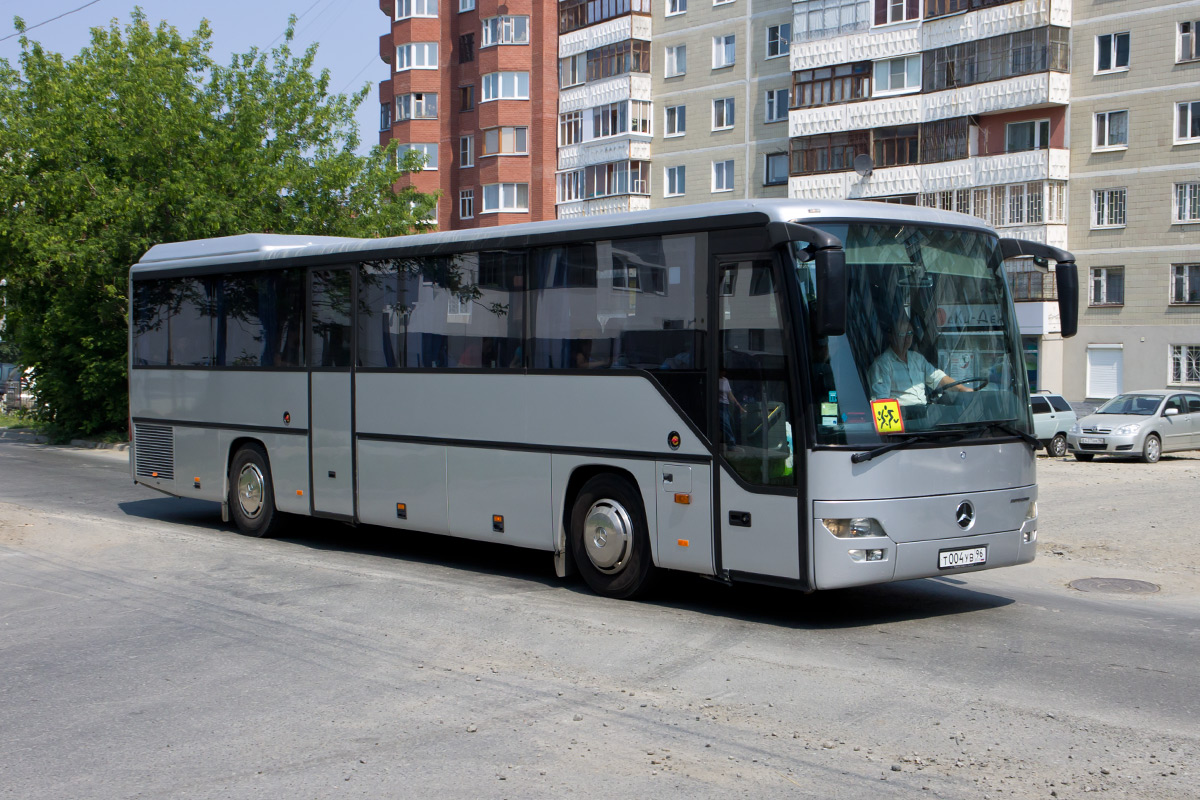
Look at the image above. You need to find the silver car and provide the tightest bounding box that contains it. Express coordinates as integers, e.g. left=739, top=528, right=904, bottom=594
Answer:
left=1067, top=390, right=1200, bottom=463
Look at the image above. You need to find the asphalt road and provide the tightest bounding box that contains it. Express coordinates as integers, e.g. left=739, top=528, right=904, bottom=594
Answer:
left=0, top=439, right=1196, bottom=799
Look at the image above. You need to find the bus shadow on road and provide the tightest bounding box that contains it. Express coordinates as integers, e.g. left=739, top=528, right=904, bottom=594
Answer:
left=118, top=497, right=228, bottom=531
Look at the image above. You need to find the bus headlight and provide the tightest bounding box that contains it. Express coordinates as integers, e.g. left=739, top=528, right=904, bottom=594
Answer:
left=822, top=517, right=885, bottom=538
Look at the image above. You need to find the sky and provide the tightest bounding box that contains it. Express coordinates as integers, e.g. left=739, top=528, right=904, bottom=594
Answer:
left=0, top=0, right=390, bottom=155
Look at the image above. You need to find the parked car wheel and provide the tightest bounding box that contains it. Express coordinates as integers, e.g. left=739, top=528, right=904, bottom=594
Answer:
left=1074, top=452, right=1095, bottom=462
left=1048, top=433, right=1068, bottom=457
left=1140, top=433, right=1162, bottom=464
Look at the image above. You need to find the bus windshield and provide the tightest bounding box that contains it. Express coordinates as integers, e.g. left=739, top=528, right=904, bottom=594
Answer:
left=794, top=222, right=1030, bottom=447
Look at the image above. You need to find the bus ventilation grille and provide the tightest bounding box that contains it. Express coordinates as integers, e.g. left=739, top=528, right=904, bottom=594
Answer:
left=134, top=424, right=175, bottom=480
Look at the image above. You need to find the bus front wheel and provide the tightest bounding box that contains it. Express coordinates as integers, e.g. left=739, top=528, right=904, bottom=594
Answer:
left=570, top=474, right=656, bottom=599
left=229, top=444, right=282, bottom=538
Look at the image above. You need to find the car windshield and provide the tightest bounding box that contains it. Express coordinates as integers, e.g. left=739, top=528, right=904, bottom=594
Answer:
left=793, top=222, right=1029, bottom=446
left=1095, top=394, right=1163, bottom=415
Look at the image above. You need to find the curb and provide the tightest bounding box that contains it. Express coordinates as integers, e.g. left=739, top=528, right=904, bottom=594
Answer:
left=0, top=429, right=129, bottom=450
left=0, top=429, right=47, bottom=444
left=69, top=439, right=130, bottom=452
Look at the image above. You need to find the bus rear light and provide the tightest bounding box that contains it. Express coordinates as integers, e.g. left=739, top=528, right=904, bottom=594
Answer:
left=151, top=472, right=158, bottom=478
left=493, top=515, right=504, bottom=533
left=193, top=477, right=201, bottom=488
left=822, top=517, right=884, bottom=538
left=674, top=493, right=690, bottom=505
left=849, top=548, right=887, bottom=562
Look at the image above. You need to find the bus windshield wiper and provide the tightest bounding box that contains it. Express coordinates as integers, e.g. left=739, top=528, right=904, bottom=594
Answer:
left=970, top=419, right=1041, bottom=449
left=851, top=433, right=932, bottom=464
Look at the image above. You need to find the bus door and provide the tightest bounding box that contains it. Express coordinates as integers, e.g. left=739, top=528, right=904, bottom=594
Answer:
left=309, top=267, right=356, bottom=520
left=713, top=254, right=803, bottom=583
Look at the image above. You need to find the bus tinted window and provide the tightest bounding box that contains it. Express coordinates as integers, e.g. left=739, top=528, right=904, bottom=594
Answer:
left=215, top=269, right=305, bottom=368
left=170, top=278, right=213, bottom=366
left=132, top=280, right=171, bottom=366
left=311, top=269, right=353, bottom=368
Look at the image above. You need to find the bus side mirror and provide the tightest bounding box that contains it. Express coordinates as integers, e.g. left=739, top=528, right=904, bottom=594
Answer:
left=1055, top=261, right=1078, bottom=339
left=815, top=248, right=847, bottom=337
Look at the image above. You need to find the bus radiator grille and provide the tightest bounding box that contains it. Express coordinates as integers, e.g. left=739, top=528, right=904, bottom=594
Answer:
left=134, top=424, right=175, bottom=480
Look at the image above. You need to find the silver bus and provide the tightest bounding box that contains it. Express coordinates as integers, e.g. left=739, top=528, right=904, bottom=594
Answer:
left=128, top=199, right=1077, bottom=598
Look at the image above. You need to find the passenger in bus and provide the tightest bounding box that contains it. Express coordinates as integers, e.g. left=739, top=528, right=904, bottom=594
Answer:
left=719, top=370, right=745, bottom=446
left=868, top=315, right=972, bottom=406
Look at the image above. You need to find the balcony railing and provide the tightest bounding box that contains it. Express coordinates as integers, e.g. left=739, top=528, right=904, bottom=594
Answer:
left=1007, top=270, right=1058, bottom=302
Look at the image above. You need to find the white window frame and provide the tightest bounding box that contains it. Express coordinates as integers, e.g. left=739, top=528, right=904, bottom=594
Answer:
left=766, top=23, right=790, bottom=59
left=712, top=159, right=734, bottom=193
left=396, top=42, right=439, bottom=71
left=667, top=0, right=687, bottom=15
left=560, top=53, right=586, bottom=88
left=665, top=45, right=687, bottom=78
left=557, top=171, right=583, bottom=204
left=1170, top=344, right=1200, bottom=384
left=873, top=55, right=921, bottom=97
left=764, top=152, right=788, bottom=186
left=1089, top=266, right=1124, bottom=306
left=459, top=135, right=473, bottom=168
left=482, top=126, right=529, bottom=156
left=459, top=189, right=474, bottom=220
left=1180, top=21, right=1200, bottom=62
left=714, top=0, right=735, bottom=5
left=1171, top=264, right=1200, bottom=304
left=713, top=34, right=736, bottom=69
left=1093, top=110, right=1128, bottom=151
left=1095, top=32, right=1130, bottom=74
left=1176, top=101, right=1200, bottom=144
left=665, top=165, right=686, bottom=197
left=765, top=89, right=788, bottom=123
left=396, top=92, right=438, bottom=121
left=459, top=0, right=474, bottom=11
left=665, top=105, right=686, bottom=137
left=712, top=97, right=735, bottom=131
left=481, top=71, right=530, bottom=102
left=482, top=182, right=530, bottom=213
left=559, top=111, right=583, bottom=146
left=481, top=16, right=530, bottom=48
left=878, top=0, right=917, bottom=26
left=1173, top=182, right=1200, bottom=223
left=1005, top=119, right=1050, bottom=152
left=395, top=0, right=438, bottom=21
left=401, top=143, right=439, bottom=170
left=1092, top=187, right=1127, bottom=229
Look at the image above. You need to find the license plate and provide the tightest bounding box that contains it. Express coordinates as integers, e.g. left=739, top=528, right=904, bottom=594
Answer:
left=1081, top=437, right=1104, bottom=444
left=939, top=546, right=987, bottom=569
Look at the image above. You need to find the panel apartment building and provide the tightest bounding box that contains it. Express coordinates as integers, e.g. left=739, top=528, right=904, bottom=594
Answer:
left=1066, top=1, right=1200, bottom=399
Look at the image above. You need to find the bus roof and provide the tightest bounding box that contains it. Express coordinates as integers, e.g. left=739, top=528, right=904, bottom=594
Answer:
left=132, top=198, right=997, bottom=274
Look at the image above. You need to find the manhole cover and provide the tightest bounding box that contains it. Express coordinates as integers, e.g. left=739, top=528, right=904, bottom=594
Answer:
left=1069, top=578, right=1160, bottom=594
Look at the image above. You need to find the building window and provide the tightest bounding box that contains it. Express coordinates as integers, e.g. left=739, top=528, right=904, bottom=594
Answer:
left=559, top=0, right=651, bottom=36
left=459, top=34, right=474, bottom=63
left=559, top=111, right=583, bottom=146
left=482, top=126, right=528, bottom=155
left=793, top=62, right=870, bottom=109
left=766, top=24, right=790, bottom=59
left=481, top=72, right=529, bottom=101
left=1006, top=119, right=1050, bottom=152
left=396, top=42, right=439, bottom=71
left=665, top=45, right=686, bottom=77
left=557, top=171, right=583, bottom=203
left=396, top=92, right=438, bottom=120
left=380, top=102, right=391, bottom=131
left=712, top=160, right=734, bottom=192
left=790, top=131, right=869, bottom=175
left=589, top=101, right=651, bottom=138
left=668, top=0, right=687, bottom=14
left=1177, top=101, right=1200, bottom=143
left=924, top=0, right=967, bottom=19
left=1094, top=110, right=1128, bottom=150
left=765, top=89, right=788, bottom=123
left=584, top=161, right=651, bottom=198
left=1093, top=188, right=1127, bottom=228
left=875, top=0, right=917, bottom=25
left=796, top=0, right=871, bottom=42
left=1170, top=344, right=1200, bottom=383
left=921, top=117, right=968, bottom=163
left=665, top=166, right=686, bottom=197
left=713, top=97, right=735, bottom=130
left=586, top=40, right=651, bottom=82
left=482, top=183, right=529, bottom=213
left=400, top=143, right=438, bottom=170
left=459, top=189, right=474, bottom=219
left=460, top=85, right=474, bottom=111
left=1181, top=21, right=1200, bottom=62
left=1090, top=267, right=1124, bottom=306
left=459, top=135, right=473, bottom=167
left=1095, top=32, right=1130, bottom=73
left=873, top=125, right=918, bottom=167
left=395, top=0, right=438, bottom=20
left=1172, top=264, right=1200, bottom=303
left=924, top=27, right=1070, bottom=93
left=665, top=105, right=686, bottom=136
left=481, top=16, right=530, bottom=47
left=1175, top=183, right=1200, bottom=223
left=713, top=34, right=736, bottom=68
left=874, top=55, right=920, bottom=96
left=459, top=0, right=474, bottom=10
left=560, top=54, right=585, bottom=88
left=764, top=153, right=788, bottom=186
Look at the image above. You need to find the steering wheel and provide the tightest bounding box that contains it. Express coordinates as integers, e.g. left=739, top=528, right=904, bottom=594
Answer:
left=930, top=376, right=989, bottom=402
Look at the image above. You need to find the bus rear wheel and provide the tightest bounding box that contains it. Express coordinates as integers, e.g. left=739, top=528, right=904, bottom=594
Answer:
left=229, top=443, right=282, bottom=538
left=570, top=474, right=656, bottom=599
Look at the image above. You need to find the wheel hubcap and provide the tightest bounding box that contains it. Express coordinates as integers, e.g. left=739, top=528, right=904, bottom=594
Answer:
left=237, top=463, right=265, bottom=519
left=583, top=499, right=633, bottom=574
left=1148, top=438, right=1160, bottom=460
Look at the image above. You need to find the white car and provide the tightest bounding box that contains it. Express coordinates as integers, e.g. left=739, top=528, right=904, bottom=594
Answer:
left=1030, top=392, right=1077, bottom=457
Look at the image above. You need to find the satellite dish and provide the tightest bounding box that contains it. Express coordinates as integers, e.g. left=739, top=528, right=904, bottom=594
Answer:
left=853, top=153, right=874, bottom=177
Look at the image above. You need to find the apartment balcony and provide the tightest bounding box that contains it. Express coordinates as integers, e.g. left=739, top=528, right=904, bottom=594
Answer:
left=1007, top=266, right=1060, bottom=302
left=559, top=75, right=652, bottom=113
left=558, top=137, right=652, bottom=171
left=559, top=15, right=652, bottom=58
left=1000, top=223, right=1068, bottom=250
left=557, top=195, right=652, bottom=218
left=790, top=0, right=1072, bottom=72
left=789, top=71, right=1069, bottom=137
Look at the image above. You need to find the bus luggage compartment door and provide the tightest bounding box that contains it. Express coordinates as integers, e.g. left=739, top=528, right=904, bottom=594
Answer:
left=655, top=463, right=713, bottom=574
left=310, top=372, right=354, bottom=518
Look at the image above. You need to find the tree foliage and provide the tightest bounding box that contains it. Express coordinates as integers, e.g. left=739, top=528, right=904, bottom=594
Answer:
left=0, top=9, right=432, bottom=434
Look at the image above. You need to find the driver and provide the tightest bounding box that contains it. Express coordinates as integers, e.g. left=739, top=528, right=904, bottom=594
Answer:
left=868, top=314, right=973, bottom=406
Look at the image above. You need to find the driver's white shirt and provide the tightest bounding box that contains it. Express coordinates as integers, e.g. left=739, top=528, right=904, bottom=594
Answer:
left=868, top=348, right=948, bottom=406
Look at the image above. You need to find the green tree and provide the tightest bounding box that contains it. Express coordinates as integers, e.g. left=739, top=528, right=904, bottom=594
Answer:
left=0, top=9, right=433, bottom=435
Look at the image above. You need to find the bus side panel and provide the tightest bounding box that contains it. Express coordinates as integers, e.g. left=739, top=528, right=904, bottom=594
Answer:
left=719, top=466, right=801, bottom=580
left=551, top=456, right=660, bottom=565
left=130, top=370, right=310, bottom=435
left=357, top=441, right=448, bottom=534
left=218, top=431, right=311, bottom=515
left=446, top=447, right=552, bottom=550
left=173, top=427, right=222, bottom=503
left=655, top=461, right=714, bottom=575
